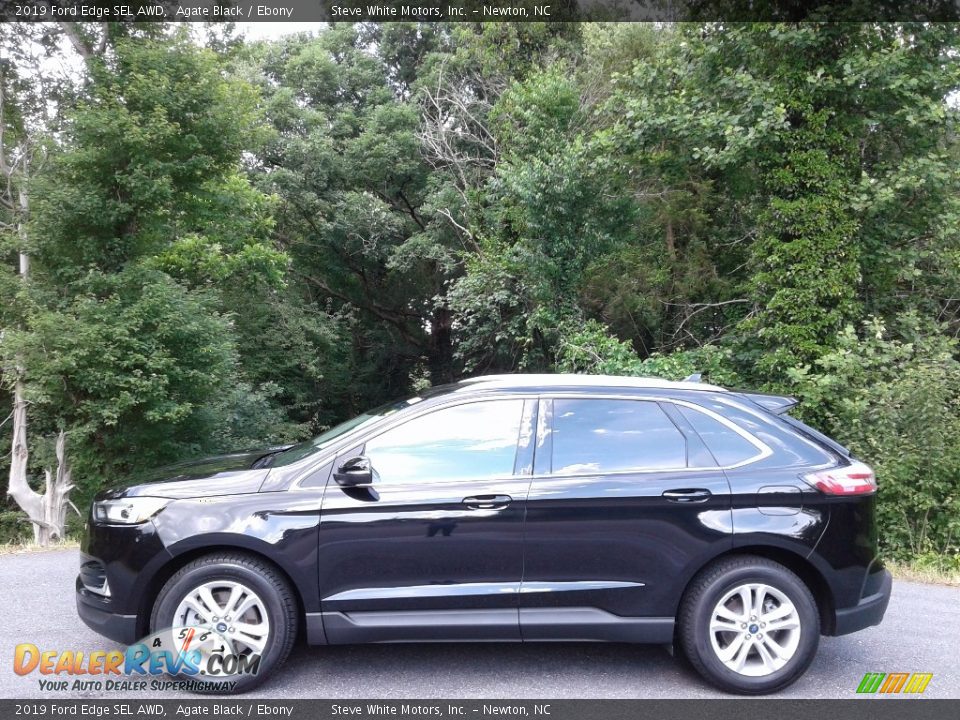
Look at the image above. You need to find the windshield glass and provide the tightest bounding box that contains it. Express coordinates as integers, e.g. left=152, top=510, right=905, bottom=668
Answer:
left=268, top=397, right=420, bottom=467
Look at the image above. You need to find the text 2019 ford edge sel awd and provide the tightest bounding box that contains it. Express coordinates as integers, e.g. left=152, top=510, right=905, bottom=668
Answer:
left=77, top=374, right=891, bottom=694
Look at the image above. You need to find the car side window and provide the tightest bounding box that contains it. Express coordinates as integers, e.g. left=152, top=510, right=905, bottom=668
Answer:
left=550, top=399, right=687, bottom=475
left=677, top=405, right=761, bottom=467
left=363, top=400, right=525, bottom=484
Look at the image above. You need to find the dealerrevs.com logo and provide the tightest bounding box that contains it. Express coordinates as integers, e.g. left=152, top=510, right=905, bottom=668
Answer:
left=13, top=626, right=260, bottom=693
left=856, top=672, right=933, bottom=695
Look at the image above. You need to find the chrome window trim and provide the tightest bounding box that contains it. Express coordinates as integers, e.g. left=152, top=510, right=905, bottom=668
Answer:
left=292, top=390, right=777, bottom=490
left=539, top=393, right=773, bottom=477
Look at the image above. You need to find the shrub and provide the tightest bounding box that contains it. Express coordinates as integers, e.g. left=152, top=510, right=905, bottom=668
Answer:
left=787, top=316, right=960, bottom=560
left=0, top=510, right=32, bottom=545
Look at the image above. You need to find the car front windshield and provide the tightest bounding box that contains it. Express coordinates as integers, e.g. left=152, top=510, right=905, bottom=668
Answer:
left=268, top=397, right=419, bottom=467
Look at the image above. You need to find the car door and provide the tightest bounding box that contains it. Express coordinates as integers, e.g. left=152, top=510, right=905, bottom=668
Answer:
left=318, top=397, right=536, bottom=643
left=519, top=395, right=735, bottom=642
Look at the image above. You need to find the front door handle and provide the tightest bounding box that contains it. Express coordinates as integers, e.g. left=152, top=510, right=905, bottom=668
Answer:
left=462, top=494, right=513, bottom=510
left=663, top=488, right=712, bottom=503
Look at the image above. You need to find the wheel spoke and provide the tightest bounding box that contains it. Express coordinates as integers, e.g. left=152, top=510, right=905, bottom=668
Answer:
left=761, top=601, right=795, bottom=623
left=223, top=585, right=244, bottom=617
left=754, top=637, right=777, bottom=670
left=181, top=598, right=212, bottom=624
left=737, top=587, right=753, bottom=619
left=752, top=586, right=767, bottom=618
left=715, top=605, right=743, bottom=624
left=230, top=621, right=268, bottom=653
left=230, top=634, right=265, bottom=655
left=717, top=633, right=746, bottom=663
left=222, top=635, right=240, bottom=657
left=232, top=619, right=269, bottom=637
left=765, top=616, right=800, bottom=632
left=731, top=637, right=752, bottom=671
left=232, top=594, right=259, bottom=618
left=760, top=633, right=789, bottom=661
left=710, top=618, right=741, bottom=634
left=197, top=586, right=223, bottom=616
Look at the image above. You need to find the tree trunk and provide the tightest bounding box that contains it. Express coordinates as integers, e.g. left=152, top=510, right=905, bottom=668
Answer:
left=6, top=415, right=74, bottom=545
left=4, top=184, right=75, bottom=545
left=428, top=305, right=454, bottom=386
left=665, top=216, right=676, bottom=260
left=6, top=379, right=41, bottom=542
left=39, top=431, right=74, bottom=545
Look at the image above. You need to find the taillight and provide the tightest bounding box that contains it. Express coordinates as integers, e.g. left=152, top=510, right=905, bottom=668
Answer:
left=803, top=461, right=877, bottom=496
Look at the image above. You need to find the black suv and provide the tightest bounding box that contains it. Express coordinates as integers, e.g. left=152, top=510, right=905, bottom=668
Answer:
left=77, top=374, right=891, bottom=694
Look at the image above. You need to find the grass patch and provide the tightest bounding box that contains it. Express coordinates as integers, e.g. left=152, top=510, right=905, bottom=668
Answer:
left=0, top=538, right=80, bottom=555
left=887, top=560, right=960, bottom=587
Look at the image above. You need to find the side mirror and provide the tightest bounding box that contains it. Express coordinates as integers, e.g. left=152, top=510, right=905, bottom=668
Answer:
left=333, top=456, right=374, bottom=488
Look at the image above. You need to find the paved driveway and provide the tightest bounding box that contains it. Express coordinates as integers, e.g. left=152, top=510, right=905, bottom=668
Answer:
left=1, top=549, right=957, bottom=699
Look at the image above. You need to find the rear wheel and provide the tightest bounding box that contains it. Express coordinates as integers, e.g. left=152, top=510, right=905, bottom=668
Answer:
left=151, top=552, right=297, bottom=693
left=678, top=556, right=820, bottom=694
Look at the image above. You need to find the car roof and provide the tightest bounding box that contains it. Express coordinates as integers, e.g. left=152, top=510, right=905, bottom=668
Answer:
left=438, top=373, right=727, bottom=394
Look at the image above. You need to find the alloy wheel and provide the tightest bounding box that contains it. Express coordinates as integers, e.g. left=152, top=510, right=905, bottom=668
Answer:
left=708, top=582, right=802, bottom=677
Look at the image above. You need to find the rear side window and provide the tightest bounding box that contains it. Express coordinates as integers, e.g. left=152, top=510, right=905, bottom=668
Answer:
left=677, top=405, right=760, bottom=467
left=780, top=414, right=851, bottom=459
left=551, top=399, right=687, bottom=475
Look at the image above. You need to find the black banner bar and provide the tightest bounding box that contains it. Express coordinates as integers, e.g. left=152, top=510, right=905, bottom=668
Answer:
left=0, top=699, right=957, bottom=720
left=0, top=0, right=959, bottom=22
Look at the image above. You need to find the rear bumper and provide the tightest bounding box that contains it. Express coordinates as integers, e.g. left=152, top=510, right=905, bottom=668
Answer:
left=832, top=569, right=892, bottom=636
left=76, top=577, right=139, bottom=645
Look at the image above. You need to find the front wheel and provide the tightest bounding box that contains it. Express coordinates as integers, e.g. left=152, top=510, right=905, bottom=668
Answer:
left=678, top=556, right=820, bottom=694
left=151, top=552, right=297, bottom=693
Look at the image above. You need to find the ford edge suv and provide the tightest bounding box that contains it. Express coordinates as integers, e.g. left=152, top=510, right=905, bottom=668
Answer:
left=76, top=373, right=891, bottom=694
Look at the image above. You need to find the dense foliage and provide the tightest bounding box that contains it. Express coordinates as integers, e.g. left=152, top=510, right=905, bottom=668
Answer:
left=1, top=22, right=958, bottom=564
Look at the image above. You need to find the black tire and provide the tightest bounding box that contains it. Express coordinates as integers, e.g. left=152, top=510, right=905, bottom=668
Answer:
left=150, top=552, right=297, bottom=694
left=678, top=555, right=820, bottom=695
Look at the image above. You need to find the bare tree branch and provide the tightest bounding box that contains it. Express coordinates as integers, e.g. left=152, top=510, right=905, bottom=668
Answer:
left=59, top=22, right=94, bottom=63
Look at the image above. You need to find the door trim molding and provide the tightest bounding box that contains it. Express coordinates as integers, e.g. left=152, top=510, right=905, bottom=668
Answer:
left=323, top=579, right=644, bottom=603
left=324, top=582, right=518, bottom=602
left=519, top=607, right=674, bottom=643
left=316, top=607, right=674, bottom=645
left=520, top=580, right=645, bottom=593
left=322, top=608, right=521, bottom=643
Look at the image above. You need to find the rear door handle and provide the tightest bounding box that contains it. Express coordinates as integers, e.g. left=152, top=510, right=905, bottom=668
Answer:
left=462, top=494, right=513, bottom=510
left=663, top=488, right=712, bottom=503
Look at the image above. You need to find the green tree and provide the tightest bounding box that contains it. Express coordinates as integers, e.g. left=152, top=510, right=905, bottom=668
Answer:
left=5, top=34, right=300, bottom=506
left=611, top=23, right=960, bottom=380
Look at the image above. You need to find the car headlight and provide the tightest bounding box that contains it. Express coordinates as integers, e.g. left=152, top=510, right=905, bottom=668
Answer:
left=93, top=497, right=171, bottom=525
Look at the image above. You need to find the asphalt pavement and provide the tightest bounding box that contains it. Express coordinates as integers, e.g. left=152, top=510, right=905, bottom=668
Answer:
left=1, top=549, right=957, bottom=699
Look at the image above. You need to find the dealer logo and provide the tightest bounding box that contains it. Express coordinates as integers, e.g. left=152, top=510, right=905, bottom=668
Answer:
left=13, top=625, right=260, bottom=692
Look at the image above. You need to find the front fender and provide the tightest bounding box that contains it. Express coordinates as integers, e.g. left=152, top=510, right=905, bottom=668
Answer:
left=152, top=490, right=324, bottom=612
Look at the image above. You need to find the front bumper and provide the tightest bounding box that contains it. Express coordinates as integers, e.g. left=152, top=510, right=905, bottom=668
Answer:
left=76, top=577, right=139, bottom=645
left=832, top=568, right=892, bottom=636
left=76, top=515, right=172, bottom=645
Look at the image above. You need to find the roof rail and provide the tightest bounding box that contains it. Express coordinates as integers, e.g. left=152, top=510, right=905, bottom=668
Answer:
left=453, top=373, right=727, bottom=392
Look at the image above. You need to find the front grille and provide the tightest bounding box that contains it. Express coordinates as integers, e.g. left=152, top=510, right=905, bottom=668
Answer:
left=80, top=559, right=111, bottom=597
